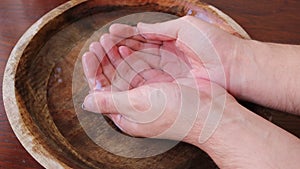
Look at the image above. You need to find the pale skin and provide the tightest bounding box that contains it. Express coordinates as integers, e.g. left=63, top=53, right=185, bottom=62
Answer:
left=82, top=16, right=300, bottom=168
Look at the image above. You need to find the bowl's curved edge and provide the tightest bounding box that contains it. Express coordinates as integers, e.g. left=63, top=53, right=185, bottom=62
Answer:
left=208, top=5, right=251, bottom=39
left=2, top=0, right=88, bottom=168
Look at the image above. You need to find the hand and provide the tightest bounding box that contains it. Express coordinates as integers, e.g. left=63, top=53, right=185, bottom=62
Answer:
left=82, top=16, right=239, bottom=144
left=108, top=16, right=248, bottom=96
left=81, top=16, right=300, bottom=169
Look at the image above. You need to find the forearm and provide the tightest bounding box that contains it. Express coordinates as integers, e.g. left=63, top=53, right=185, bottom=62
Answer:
left=230, top=40, right=300, bottom=114
left=192, top=103, right=300, bottom=169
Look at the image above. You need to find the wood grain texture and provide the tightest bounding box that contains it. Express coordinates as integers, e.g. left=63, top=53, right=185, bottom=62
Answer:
left=0, top=1, right=69, bottom=168
left=4, top=1, right=237, bottom=168
left=0, top=0, right=299, bottom=169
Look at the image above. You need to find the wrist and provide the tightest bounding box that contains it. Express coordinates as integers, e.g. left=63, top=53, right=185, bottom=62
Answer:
left=183, top=98, right=248, bottom=161
left=194, top=102, right=249, bottom=163
left=225, top=38, right=255, bottom=97
left=185, top=96, right=269, bottom=167
left=190, top=102, right=260, bottom=168
left=189, top=100, right=300, bottom=169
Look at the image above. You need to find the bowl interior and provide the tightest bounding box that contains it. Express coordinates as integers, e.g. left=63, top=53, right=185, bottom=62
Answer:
left=13, top=1, right=220, bottom=168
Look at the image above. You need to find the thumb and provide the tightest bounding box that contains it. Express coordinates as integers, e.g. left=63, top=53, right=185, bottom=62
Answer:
left=83, top=84, right=168, bottom=123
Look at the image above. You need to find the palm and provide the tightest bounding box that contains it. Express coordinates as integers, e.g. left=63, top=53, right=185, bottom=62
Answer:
left=82, top=33, right=199, bottom=92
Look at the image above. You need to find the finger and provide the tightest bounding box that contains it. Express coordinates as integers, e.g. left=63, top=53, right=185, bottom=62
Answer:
left=118, top=43, right=188, bottom=85
left=117, top=46, right=146, bottom=87
left=83, top=84, right=170, bottom=124
left=82, top=52, right=100, bottom=89
left=88, top=42, right=112, bottom=88
left=118, top=38, right=160, bottom=55
left=118, top=45, right=133, bottom=57
left=137, top=19, right=182, bottom=41
left=109, top=23, right=162, bottom=44
left=100, top=33, right=123, bottom=67
left=109, top=23, right=138, bottom=38
left=119, top=46, right=173, bottom=85
left=102, top=35, right=160, bottom=68
left=130, top=35, right=163, bottom=45
left=83, top=85, right=152, bottom=117
left=90, top=36, right=129, bottom=90
left=89, top=40, right=126, bottom=91
left=137, top=16, right=212, bottom=41
left=89, top=42, right=105, bottom=62
left=89, top=41, right=121, bottom=90
left=100, top=34, right=143, bottom=89
left=119, top=46, right=161, bottom=70
left=119, top=46, right=170, bottom=85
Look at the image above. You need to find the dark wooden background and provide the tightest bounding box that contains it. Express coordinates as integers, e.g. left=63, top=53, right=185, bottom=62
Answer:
left=0, top=0, right=299, bottom=168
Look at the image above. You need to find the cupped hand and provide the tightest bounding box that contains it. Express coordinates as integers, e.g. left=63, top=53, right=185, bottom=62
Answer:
left=82, top=16, right=239, bottom=144
left=109, top=16, right=248, bottom=95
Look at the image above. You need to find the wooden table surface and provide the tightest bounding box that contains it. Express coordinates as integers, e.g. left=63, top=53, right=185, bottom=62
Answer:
left=0, top=0, right=299, bottom=168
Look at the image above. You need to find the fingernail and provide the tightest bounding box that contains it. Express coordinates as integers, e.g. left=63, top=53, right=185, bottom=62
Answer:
left=83, top=94, right=94, bottom=112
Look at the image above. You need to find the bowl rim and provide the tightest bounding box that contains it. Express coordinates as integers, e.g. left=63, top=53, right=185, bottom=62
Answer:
left=2, top=0, right=250, bottom=168
left=2, top=0, right=87, bottom=168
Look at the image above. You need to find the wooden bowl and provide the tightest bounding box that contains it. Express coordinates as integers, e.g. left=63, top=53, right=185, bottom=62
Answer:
left=3, top=0, right=250, bottom=168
